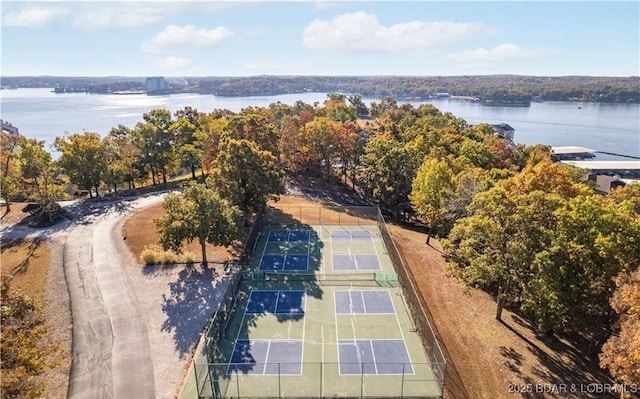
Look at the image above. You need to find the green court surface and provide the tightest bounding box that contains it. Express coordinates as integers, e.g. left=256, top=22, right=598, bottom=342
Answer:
left=193, top=225, right=443, bottom=398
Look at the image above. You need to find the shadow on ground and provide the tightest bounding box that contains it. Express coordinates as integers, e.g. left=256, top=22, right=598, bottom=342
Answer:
left=148, top=262, right=228, bottom=358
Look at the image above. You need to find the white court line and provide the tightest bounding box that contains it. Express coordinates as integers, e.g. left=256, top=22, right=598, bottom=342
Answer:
left=300, top=291, right=307, bottom=374
left=258, top=230, right=274, bottom=270
left=370, top=228, right=383, bottom=271
left=263, top=340, right=272, bottom=375
left=369, top=339, right=379, bottom=375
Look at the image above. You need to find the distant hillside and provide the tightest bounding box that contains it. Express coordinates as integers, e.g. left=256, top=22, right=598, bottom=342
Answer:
left=1, top=75, right=638, bottom=103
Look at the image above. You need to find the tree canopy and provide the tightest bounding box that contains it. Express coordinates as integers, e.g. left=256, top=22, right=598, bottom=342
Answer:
left=155, top=184, right=240, bottom=265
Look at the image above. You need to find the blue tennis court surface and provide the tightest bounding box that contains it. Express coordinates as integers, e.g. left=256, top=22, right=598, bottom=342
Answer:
left=268, top=230, right=310, bottom=243
left=259, top=254, right=309, bottom=271
left=331, top=230, right=373, bottom=243
left=246, top=290, right=306, bottom=315
left=227, top=339, right=303, bottom=375
left=338, top=339, right=414, bottom=375
left=333, top=254, right=381, bottom=271
left=335, top=290, right=395, bottom=314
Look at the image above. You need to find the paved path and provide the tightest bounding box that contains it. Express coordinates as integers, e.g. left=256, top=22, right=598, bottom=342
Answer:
left=64, top=197, right=160, bottom=399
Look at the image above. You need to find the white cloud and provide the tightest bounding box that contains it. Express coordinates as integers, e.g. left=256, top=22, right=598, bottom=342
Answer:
left=72, top=5, right=167, bottom=31
left=447, top=43, right=556, bottom=69
left=155, top=56, right=192, bottom=70
left=302, top=11, right=501, bottom=55
left=141, top=25, right=234, bottom=53
left=3, top=2, right=241, bottom=31
left=2, top=6, right=70, bottom=28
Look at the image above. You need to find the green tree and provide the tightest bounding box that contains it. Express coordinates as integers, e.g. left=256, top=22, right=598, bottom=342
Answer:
left=410, top=157, right=456, bottom=244
left=104, top=125, right=142, bottom=191
left=137, top=109, right=175, bottom=184
left=171, top=118, right=201, bottom=180
left=0, top=133, right=20, bottom=215
left=17, top=137, right=63, bottom=222
left=360, top=136, right=416, bottom=220
left=445, top=187, right=561, bottom=322
left=54, top=132, right=106, bottom=197
left=207, top=139, right=284, bottom=212
left=155, top=184, right=240, bottom=265
left=348, top=94, right=368, bottom=117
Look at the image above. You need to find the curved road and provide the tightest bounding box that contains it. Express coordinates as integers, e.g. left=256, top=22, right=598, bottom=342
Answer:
left=61, top=195, right=164, bottom=399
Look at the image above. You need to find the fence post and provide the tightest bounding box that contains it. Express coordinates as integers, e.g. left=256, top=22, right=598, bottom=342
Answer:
left=278, top=363, right=282, bottom=398
left=194, top=361, right=201, bottom=398
left=360, top=363, right=364, bottom=398
left=236, top=370, right=240, bottom=399
left=401, top=362, right=405, bottom=398
left=320, top=362, right=323, bottom=398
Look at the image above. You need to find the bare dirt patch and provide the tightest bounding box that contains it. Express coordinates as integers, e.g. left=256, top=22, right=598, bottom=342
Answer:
left=0, top=202, right=31, bottom=226
left=1, top=239, right=48, bottom=301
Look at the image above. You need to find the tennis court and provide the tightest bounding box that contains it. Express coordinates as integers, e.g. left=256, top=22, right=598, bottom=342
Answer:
left=197, top=224, right=442, bottom=398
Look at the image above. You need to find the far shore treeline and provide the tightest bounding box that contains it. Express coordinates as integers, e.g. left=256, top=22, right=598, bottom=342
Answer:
left=2, top=75, right=639, bottom=103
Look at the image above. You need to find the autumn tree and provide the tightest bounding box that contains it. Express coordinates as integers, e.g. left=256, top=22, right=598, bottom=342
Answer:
left=600, top=268, right=640, bottom=390
left=54, top=132, right=106, bottom=197
left=221, top=108, right=279, bottom=156
left=199, top=112, right=229, bottom=176
left=534, top=195, right=640, bottom=339
left=207, top=139, right=284, bottom=212
left=155, top=184, right=240, bottom=265
left=1, top=277, right=64, bottom=399
left=410, top=157, right=456, bottom=244
left=334, top=121, right=363, bottom=185
left=302, top=117, right=339, bottom=178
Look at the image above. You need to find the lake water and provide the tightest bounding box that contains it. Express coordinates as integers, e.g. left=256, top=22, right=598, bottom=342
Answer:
left=1, top=88, right=638, bottom=158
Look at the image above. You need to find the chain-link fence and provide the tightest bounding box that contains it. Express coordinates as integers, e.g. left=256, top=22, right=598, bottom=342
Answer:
left=194, top=361, right=444, bottom=399
left=376, top=208, right=447, bottom=393
left=187, top=206, right=448, bottom=398
left=264, top=205, right=379, bottom=226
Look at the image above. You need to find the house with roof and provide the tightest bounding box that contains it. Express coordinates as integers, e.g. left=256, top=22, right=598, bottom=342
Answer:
left=490, top=123, right=515, bottom=142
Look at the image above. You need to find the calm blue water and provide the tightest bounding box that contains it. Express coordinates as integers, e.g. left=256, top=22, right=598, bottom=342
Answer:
left=1, top=88, right=638, bottom=158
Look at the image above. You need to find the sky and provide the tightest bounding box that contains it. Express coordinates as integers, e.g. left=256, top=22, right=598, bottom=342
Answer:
left=1, top=1, right=638, bottom=77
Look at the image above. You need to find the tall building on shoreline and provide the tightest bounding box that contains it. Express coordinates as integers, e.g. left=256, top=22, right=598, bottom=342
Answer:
left=145, top=77, right=169, bottom=95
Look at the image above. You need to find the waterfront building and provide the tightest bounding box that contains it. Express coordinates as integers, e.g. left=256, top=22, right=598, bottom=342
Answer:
left=146, top=77, right=169, bottom=95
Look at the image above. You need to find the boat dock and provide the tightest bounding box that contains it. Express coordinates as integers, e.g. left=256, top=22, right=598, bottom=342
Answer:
left=552, top=146, right=640, bottom=193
